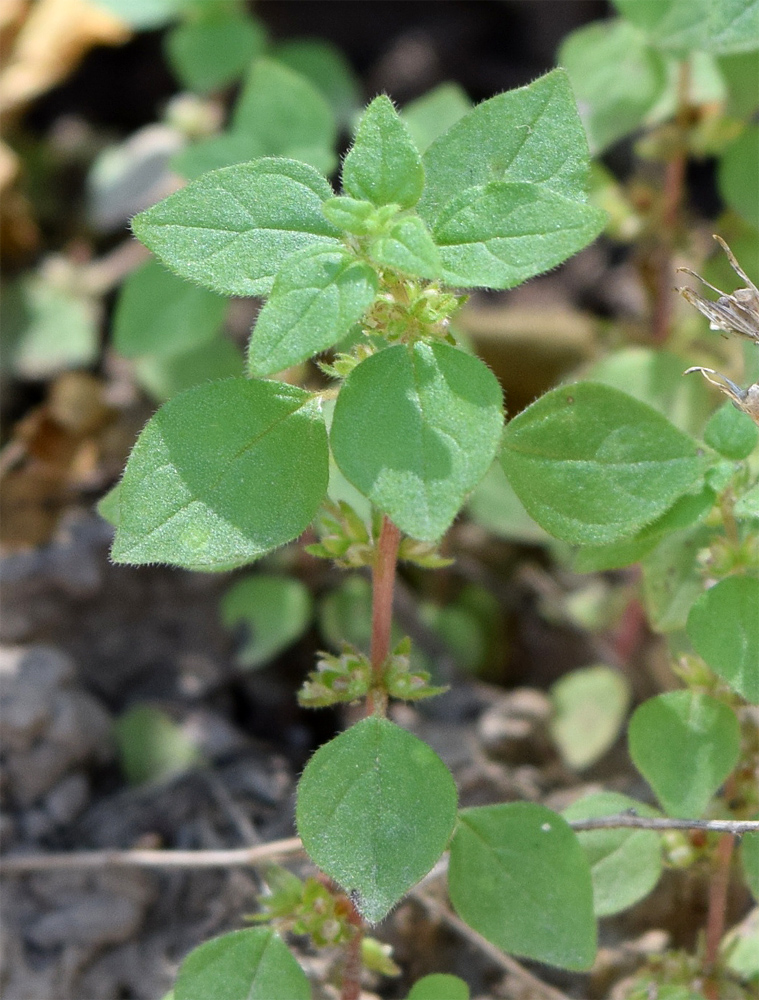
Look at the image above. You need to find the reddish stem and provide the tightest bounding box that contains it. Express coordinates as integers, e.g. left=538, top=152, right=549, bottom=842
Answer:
left=340, top=897, right=366, bottom=1000
left=367, top=515, right=401, bottom=716
left=702, top=832, right=735, bottom=997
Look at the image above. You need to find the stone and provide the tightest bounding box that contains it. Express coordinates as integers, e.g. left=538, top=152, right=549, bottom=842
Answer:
left=44, top=772, right=90, bottom=825
left=0, top=685, right=53, bottom=753
left=5, top=741, right=71, bottom=806
left=0, top=645, right=76, bottom=691
left=25, top=893, right=144, bottom=948
left=46, top=689, right=113, bottom=764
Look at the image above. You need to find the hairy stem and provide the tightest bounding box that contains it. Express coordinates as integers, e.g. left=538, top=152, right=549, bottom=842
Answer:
left=340, top=897, right=366, bottom=1000
left=703, top=831, right=736, bottom=996
left=367, top=515, right=401, bottom=716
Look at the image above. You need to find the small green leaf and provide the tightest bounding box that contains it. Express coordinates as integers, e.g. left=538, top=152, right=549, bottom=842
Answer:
left=133, top=338, right=243, bottom=402
left=419, top=69, right=597, bottom=223
left=321, top=196, right=375, bottom=234
left=742, top=831, right=759, bottom=900
left=718, top=50, right=759, bottom=117
left=231, top=57, right=337, bottom=158
left=687, top=576, right=759, bottom=702
left=448, top=802, right=596, bottom=970
left=719, top=125, right=759, bottom=231
left=735, top=480, right=759, bottom=519
left=331, top=342, right=504, bottom=541
left=550, top=666, right=631, bottom=770
left=274, top=39, right=360, bottom=128
left=559, top=19, right=667, bottom=154
left=115, top=705, right=200, bottom=785
left=112, top=378, right=328, bottom=571
left=132, top=158, right=341, bottom=298
left=296, top=716, right=458, bottom=923
left=221, top=573, right=313, bottom=669
left=0, top=274, right=98, bottom=379
left=113, top=259, right=227, bottom=358
left=641, top=524, right=714, bottom=632
left=429, top=181, right=605, bottom=290
left=248, top=247, right=377, bottom=376
left=165, top=9, right=266, bottom=94
left=407, top=973, right=470, bottom=1000
left=501, top=382, right=707, bottom=546
left=342, top=95, right=424, bottom=209
left=612, top=0, right=759, bottom=55
left=368, top=215, right=441, bottom=279
left=89, top=0, right=185, bottom=30
left=562, top=792, right=662, bottom=917
left=174, top=928, right=310, bottom=1000
left=628, top=691, right=741, bottom=818
left=402, top=83, right=473, bottom=154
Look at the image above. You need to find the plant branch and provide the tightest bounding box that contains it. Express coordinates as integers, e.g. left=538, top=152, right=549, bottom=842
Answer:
left=5, top=815, right=758, bottom=877
left=367, top=514, right=401, bottom=715
left=703, top=832, right=736, bottom=998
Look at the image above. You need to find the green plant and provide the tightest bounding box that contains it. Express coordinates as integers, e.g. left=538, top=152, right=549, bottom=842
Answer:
left=99, top=2, right=759, bottom=997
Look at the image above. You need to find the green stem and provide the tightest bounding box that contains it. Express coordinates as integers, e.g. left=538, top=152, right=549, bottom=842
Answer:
left=367, top=515, right=401, bottom=716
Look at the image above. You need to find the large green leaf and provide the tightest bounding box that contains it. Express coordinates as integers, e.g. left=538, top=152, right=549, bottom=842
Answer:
left=221, top=573, right=313, bottom=669
left=174, top=928, right=310, bottom=1000
left=131, top=158, right=341, bottom=297
left=113, top=259, right=227, bottom=358
left=248, top=247, right=377, bottom=376
left=641, top=524, right=714, bottom=632
left=296, top=716, right=458, bottom=923
left=330, top=342, right=504, bottom=541
left=133, top=338, right=243, bottom=402
left=112, top=378, right=328, bottom=570
left=342, top=95, right=424, bottom=209
left=401, top=83, right=473, bottom=155
left=501, top=383, right=707, bottom=546
left=687, top=576, right=759, bottom=702
left=559, top=19, right=667, bottom=153
left=612, top=0, right=759, bottom=54
left=562, top=792, right=662, bottom=917
left=448, top=802, right=596, bottom=970
left=549, top=666, right=630, bottom=770
left=274, top=38, right=360, bottom=128
left=628, top=691, right=741, bottom=817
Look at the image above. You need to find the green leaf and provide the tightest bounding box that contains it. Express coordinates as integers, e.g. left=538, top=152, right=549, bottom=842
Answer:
left=718, top=51, right=759, bottom=117
left=248, top=247, right=377, bottom=376
left=165, top=9, right=266, bottom=94
left=401, top=83, right=473, bottom=155
left=318, top=574, right=373, bottom=653
left=0, top=274, right=98, bottom=379
left=572, top=484, right=716, bottom=572
left=97, top=483, right=121, bottom=528
left=368, top=216, right=441, bottom=279
left=550, top=666, right=631, bottom=770
left=418, top=69, right=604, bottom=288
left=342, top=95, right=424, bottom=209
left=742, top=831, right=759, bottom=900
left=735, top=480, right=759, bottom=519
left=174, top=928, right=310, bottom=1000
left=448, top=802, right=596, bottom=970
left=321, top=196, right=376, bottom=234
left=612, top=0, right=759, bottom=54
left=131, top=158, right=341, bottom=298
left=331, top=342, right=504, bottom=541
left=274, top=39, right=360, bottom=128
left=687, top=576, right=759, bottom=702
left=559, top=19, right=667, bottom=153
left=407, top=973, right=470, bottom=1000
left=133, top=338, right=243, bottom=402
left=641, top=524, right=714, bottom=632
left=719, top=125, right=759, bottom=231
left=467, top=457, right=550, bottom=544
left=296, top=716, right=458, bottom=923
left=628, top=691, right=741, bottom=817
left=428, top=180, right=605, bottom=291
left=113, top=259, right=227, bottom=358
left=221, top=573, right=313, bottom=669
left=562, top=792, right=662, bottom=917
left=501, top=382, right=707, bottom=546
left=705, top=400, right=759, bottom=458
left=115, top=705, right=200, bottom=785
left=112, top=378, right=328, bottom=570
left=231, top=57, right=337, bottom=157
left=582, top=347, right=711, bottom=435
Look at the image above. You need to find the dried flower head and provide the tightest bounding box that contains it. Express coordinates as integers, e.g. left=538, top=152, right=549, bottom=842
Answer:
left=684, top=367, right=759, bottom=426
left=677, top=235, right=759, bottom=343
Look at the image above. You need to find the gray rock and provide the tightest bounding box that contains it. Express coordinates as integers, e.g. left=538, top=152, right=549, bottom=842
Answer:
left=0, top=685, right=53, bottom=753
left=478, top=687, right=554, bottom=765
left=6, top=741, right=71, bottom=806
left=25, top=893, right=144, bottom=948
left=47, top=689, right=114, bottom=765
left=44, top=772, right=90, bottom=825
left=0, top=646, right=77, bottom=692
